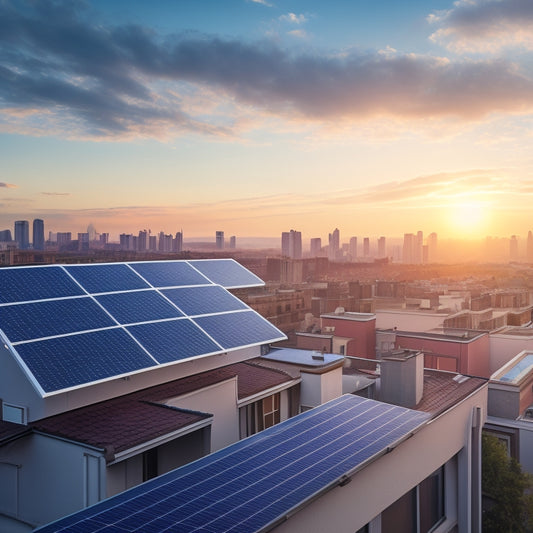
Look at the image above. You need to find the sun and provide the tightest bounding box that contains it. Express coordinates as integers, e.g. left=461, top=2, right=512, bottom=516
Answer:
left=447, top=201, right=488, bottom=239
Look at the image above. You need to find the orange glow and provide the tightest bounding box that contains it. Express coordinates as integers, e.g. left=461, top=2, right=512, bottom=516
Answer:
left=446, top=201, right=490, bottom=239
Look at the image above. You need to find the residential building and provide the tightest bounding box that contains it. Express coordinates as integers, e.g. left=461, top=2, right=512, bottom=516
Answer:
left=216, top=230, right=224, bottom=249
left=348, top=236, right=357, bottom=260
left=281, top=230, right=302, bottom=259
left=377, top=236, right=386, bottom=258
left=310, top=237, right=322, bottom=257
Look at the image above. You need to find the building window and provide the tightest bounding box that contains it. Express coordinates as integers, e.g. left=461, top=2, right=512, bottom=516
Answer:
left=242, top=393, right=281, bottom=437
left=419, top=467, right=445, bottom=532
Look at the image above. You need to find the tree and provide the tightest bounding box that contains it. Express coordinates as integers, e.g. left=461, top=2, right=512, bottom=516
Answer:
left=482, top=433, right=533, bottom=532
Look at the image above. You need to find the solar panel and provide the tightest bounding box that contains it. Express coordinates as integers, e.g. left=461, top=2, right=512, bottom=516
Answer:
left=34, top=395, right=430, bottom=533
left=162, top=285, right=248, bottom=316
left=0, top=298, right=116, bottom=343
left=14, top=329, right=157, bottom=394
left=130, top=261, right=210, bottom=287
left=126, top=319, right=222, bottom=364
left=188, top=259, right=264, bottom=288
left=95, top=290, right=184, bottom=324
left=0, top=260, right=286, bottom=395
left=0, top=266, right=85, bottom=304
left=64, top=264, right=150, bottom=293
left=194, top=310, right=285, bottom=349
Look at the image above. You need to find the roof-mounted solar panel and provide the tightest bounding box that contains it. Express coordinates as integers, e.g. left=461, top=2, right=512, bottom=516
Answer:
left=126, top=319, right=222, bottom=364
left=130, top=261, right=211, bottom=287
left=189, top=259, right=264, bottom=288
left=0, top=297, right=116, bottom=343
left=194, top=310, right=286, bottom=350
left=65, top=264, right=150, bottom=293
left=95, top=290, right=184, bottom=324
left=0, top=266, right=85, bottom=304
left=162, top=285, right=248, bottom=316
left=13, top=329, right=157, bottom=394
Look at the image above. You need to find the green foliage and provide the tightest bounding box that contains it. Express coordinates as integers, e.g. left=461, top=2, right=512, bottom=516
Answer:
left=482, top=433, right=533, bottom=533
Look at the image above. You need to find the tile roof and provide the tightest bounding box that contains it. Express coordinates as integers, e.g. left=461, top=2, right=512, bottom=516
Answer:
left=4, top=361, right=296, bottom=459
left=0, top=419, right=32, bottom=445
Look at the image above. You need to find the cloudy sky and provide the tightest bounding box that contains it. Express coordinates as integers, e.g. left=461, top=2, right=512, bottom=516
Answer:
left=1, top=0, right=533, bottom=243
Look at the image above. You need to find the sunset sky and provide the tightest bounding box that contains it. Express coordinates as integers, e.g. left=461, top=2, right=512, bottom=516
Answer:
left=1, top=0, right=533, bottom=244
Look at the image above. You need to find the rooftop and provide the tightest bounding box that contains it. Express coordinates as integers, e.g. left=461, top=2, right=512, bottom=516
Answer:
left=380, top=328, right=487, bottom=343
left=1, top=361, right=297, bottom=458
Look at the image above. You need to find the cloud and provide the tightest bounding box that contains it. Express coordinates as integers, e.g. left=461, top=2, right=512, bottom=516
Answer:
left=248, top=0, right=273, bottom=6
left=41, top=191, right=71, bottom=196
left=2, top=1, right=533, bottom=141
left=0, top=182, right=17, bottom=188
left=279, top=13, right=307, bottom=24
left=429, top=0, right=533, bottom=53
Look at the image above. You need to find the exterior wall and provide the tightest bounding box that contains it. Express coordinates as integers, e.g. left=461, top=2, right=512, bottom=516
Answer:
left=164, top=378, right=239, bottom=452
left=275, top=385, right=487, bottom=533
left=396, top=333, right=490, bottom=378
left=106, top=455, right=143, bottom=498
left=295, top=334, right=332, bottom=352
left=8, top=345, right=261, bottom=422
left=375, top=310, right=445, bottom=332
left=0, top=433, right=104, bottom=528
left=489, top=333, right=533, bottom=375
left=299, top=367, right=343, bottom=409
left=487, top=384, right=520, bottom=419
left=321, top=315, right=375, bottom=357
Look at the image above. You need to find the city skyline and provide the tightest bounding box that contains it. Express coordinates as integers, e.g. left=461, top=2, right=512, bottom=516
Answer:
left=1, top=1, right=533, bottom=239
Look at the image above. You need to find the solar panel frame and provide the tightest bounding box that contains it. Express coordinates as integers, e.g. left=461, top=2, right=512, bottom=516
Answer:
left=34, top=395, right=430, bottom=533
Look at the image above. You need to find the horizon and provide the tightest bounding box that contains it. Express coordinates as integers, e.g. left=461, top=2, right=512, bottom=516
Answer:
left=2, top=1, right=533, bottom=240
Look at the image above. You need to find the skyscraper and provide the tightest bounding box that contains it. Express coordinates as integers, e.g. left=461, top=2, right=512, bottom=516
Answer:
left=363, top=237, right=370, bottom=257
left=14, top=220, right=29, bottom=250
left=377, top=236, right=386, bottom=258
left=281, top=230, right=302, bottom=259
left=216, top=231, right=225, bottom=249
left=403, top=233, right=415, bottom=263
left=328, top=228, right=340, bottom=261
left=527, top=231, right=533, bottom=263
left=310, top=237, right=322, bottom=257
left=349, top=236, right=357, bottom=261
left=510, top=235, right=518, bottom=261
left=32, top=219, right=45, bottom=250
left=174, top=231, right=183, bottom=252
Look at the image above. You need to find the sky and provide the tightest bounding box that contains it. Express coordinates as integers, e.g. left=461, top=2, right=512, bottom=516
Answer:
left=1, top=0, right=533, bottom=244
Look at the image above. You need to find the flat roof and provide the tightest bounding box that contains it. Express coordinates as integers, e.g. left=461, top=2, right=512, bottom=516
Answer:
left=379, top=328, right=487, bottom=343
left=321, top=311, right=375, bottom=322
left=261, top=347, right=345, bottom=368
left=35, top=395, right=430, bottom=533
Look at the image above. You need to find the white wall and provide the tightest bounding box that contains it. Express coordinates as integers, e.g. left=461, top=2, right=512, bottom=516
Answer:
left=164, top=377, right=239, bottom=452
left=489, top=333, right=533, bottom=374
left=300, top=367, right=343, bottom=409
left=0, top=433, right=104, bottom=528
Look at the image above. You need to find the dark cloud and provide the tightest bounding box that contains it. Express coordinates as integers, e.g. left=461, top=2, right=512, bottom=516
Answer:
left=2, top=0, right=533, bottom=139
left=0, top=182, right=17, bottom=188
left=429, top=0, right=533, bottom=51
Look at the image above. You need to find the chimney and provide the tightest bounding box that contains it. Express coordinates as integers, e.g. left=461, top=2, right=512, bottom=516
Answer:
left=380, top=350, right=424, bottom=408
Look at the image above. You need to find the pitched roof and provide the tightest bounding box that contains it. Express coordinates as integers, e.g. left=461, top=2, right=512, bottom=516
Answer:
left=14, top=361, right=296, bottom=458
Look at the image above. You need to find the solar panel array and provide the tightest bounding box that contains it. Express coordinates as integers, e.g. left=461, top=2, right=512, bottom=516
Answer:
left=35, top=394, right=430, bottom=533
left=0, top=260, right=283, bottom=396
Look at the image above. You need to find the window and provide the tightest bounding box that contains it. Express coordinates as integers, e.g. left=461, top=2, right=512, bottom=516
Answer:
left=419, top=467, right=444, bottom=532
left=242, top=393, right=281, bottom=437
left=2, top=403, right=27, bottom=425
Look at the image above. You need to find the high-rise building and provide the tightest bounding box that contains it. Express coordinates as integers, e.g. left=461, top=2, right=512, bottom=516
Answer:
left=138, top=230, right=148, bottom=252
left=403, top=233, right=415, bottom=263
left=100, top=233, right=109, bottom=245
left=32, top=219, right=45, bottom=250
left=427, top=232, right=438, bottom=263
left=0, top=229, right=13, bottom=242
left=349, top=237, right=357, bottom=261
left=510, top=235, right=519, bottom=261
left=363, top=237, right=370, bottom=257
left=415, top=231, right=423, bottom=264
left=328, top=228, right=340, bottom=261
left=527, top=231, right=533, bottom=263
left=281, top=230, right=302, bottom=259
left=87, top=223, right=97, bottom=242
left=377, top=236, right=386, bottom=258
left=216, top=231, right=225, bottom=249
left=310, top=238, right=322, bottom=257
left=57, top=232, right=72, bottom=250
left=174, top=231, right=183, bottom=253
left=77, top=232, right=89, bottom=252
left=229, top=236, right=236, bottom=249
left=14, top=220, right=30, bottom=250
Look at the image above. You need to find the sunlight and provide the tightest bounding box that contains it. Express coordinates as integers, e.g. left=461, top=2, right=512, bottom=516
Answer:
left=447, top=201, right=489, bottom=238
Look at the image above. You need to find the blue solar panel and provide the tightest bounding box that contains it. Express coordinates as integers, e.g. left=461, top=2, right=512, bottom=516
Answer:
left=127, top=319, right=222, bottom=364
left=0, top=266, right=85, bottom=304
left=65, top=264, right=150, bottom=293
left=14, top=329, right=156, bottom=393
left=130, top=262, right=210, bottom=287
left=35, top=395, right=430, bottom=533
left=95, top=290, right=184, bottom=324
left=194, top=310, right=285, bottom=349
left=162, top=285, right=248, bottom=316
left=0, top=298, right=116, bottom=343
left=188, top=259, right=264, bottom=288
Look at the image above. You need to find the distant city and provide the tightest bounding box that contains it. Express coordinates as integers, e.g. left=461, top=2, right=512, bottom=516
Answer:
left=1, top=218, right=533, bottom=265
